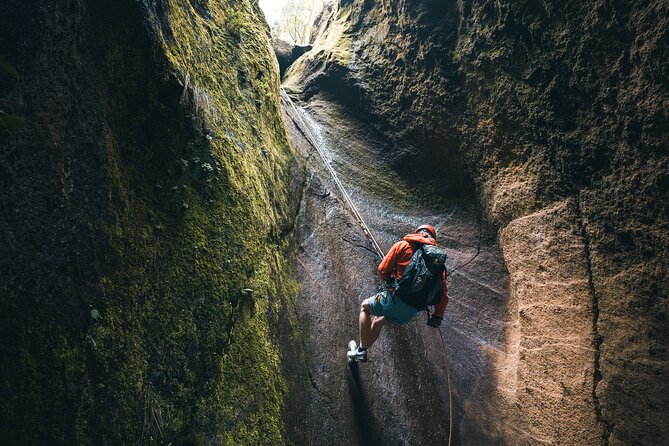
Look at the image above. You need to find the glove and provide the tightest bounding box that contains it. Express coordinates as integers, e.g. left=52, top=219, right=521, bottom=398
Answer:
left=427, top=314, right=442, bottom=328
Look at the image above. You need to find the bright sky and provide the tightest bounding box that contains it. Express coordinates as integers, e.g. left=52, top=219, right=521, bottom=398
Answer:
left=258, top=0, right=286, bottom=26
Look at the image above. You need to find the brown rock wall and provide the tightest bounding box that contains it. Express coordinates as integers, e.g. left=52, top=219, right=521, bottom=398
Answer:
left=501, top=200, right=602, bottom=445
left=286, top=0, right=668, bottom=443
left=580, top=180, right=669, bottom=445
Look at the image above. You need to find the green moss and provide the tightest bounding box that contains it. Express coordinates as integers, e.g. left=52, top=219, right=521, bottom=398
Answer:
left=0, top=1, right=303, bottom=443
left=78, top=0, right=299, bottom=443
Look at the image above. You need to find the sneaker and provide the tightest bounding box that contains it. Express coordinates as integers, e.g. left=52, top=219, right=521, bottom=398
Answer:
left=347, top=341, right=368, bottom=362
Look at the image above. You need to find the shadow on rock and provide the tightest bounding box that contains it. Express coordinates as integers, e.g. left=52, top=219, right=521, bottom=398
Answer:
left=347, top=362, right=381, bottom=446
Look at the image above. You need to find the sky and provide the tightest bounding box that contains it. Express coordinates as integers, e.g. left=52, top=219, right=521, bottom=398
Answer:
left=258, top=0, right=286, bottom=26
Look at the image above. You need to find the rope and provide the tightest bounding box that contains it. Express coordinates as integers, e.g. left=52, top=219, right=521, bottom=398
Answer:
left=448, top=203, right=482, bottom=279
left=281, top=89, right=384, bottom=260
left=438, top=326, right=454, bottom=446
left=282, top=89, right=452, bottom=445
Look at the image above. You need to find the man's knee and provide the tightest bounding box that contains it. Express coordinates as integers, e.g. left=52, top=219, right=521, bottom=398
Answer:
left=361, top=300, right=371, bottom=313
left=372, top=316, right=387, bottom=328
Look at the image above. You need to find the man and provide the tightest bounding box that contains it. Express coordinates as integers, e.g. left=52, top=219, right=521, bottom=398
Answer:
left=348, top=224, right=448, bottom=362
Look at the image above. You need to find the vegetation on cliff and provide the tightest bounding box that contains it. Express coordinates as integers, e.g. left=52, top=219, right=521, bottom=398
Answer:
left=0, top=0, right=303, bottom=444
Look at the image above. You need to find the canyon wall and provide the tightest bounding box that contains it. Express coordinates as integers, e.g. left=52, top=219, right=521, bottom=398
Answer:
left=0, top=1, right=302, bottom=443
left=285, top=0, right=668, bottom=443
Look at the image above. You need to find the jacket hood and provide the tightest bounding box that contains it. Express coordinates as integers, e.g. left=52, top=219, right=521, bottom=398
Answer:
left=403, top=233, right=436, bottom=245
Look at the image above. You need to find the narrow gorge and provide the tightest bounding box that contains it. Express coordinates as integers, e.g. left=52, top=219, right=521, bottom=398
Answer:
left=1, top=1, right=667, bottom=445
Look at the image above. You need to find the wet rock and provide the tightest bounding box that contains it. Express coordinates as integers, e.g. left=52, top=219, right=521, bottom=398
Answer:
left=281, top=92, right=509, bottom=445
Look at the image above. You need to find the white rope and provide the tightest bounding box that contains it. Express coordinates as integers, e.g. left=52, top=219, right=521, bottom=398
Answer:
left=281, top=89, right=384, bottom=259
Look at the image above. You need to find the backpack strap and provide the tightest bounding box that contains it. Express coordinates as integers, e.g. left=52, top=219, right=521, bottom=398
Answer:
left=388, top=242, right=421, bottom=304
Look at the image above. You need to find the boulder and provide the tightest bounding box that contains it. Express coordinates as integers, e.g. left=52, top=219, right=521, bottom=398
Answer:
left=273, top=38, right=313, bottom=77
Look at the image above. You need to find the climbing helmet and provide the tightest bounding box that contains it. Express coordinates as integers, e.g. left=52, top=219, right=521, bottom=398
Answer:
left=415, top=224, right=436, bottom=238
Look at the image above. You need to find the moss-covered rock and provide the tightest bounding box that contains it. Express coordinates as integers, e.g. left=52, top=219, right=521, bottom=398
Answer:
left=0, top=0, right=303, bottom=444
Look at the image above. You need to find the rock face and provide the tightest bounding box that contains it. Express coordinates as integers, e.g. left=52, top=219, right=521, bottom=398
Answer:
left=0, top=1, right=302, bottom=443
left=500, top=200, right=602, bottom=444
left=281, top=93, right=508, bottom=445
left=273, top=38, right=314, bottom=77
left=285, top=0, right=669, bottom=444
left=2, top=0, right=666, bottom=443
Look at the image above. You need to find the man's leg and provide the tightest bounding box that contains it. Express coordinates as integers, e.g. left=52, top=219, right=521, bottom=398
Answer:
left=359, top=301, right=388, bottom=349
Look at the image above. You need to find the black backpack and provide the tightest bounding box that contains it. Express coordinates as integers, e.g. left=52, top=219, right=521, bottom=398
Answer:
left=394, top=244, right=447, bottom=309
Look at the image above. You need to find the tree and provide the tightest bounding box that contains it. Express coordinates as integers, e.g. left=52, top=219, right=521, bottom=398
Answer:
left=272, top=0, right=324, bottom=44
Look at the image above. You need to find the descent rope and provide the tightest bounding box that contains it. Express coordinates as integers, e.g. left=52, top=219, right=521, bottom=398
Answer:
left=281, top=89, right=384, bottom=260
left=438, top=326, right=454, bottom=446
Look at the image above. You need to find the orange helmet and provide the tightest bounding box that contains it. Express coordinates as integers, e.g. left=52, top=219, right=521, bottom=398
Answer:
left=415, top=224, right=436, bottom=238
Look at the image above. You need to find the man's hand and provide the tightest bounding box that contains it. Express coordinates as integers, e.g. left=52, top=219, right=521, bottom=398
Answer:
left=427, top=314, right=442, bottom=328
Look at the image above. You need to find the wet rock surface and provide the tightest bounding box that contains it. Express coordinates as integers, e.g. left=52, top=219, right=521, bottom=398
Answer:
left=281, top=93, right=511, bottom=445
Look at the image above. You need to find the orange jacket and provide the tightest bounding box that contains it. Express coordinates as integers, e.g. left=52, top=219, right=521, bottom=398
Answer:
left=377, top=233, right=449, bottom=318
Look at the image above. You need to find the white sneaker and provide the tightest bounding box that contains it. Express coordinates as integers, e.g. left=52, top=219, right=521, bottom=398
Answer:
left=347, top=340, right=368, bottom=362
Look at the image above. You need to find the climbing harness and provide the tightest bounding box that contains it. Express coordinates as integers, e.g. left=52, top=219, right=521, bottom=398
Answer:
left=281, top=89, right=453, bottom=446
